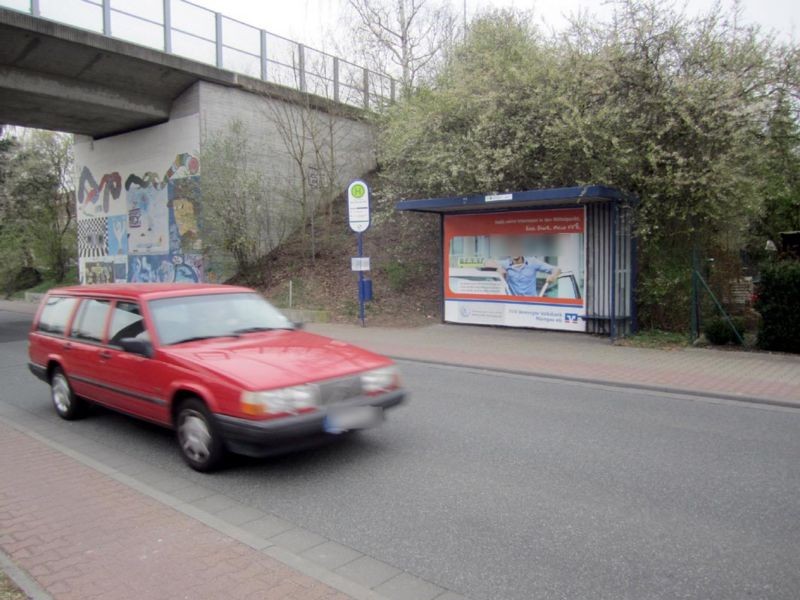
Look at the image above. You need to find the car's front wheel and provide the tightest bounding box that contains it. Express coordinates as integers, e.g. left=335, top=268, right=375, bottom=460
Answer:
left=176, top=398, right=226, bottom=472
left=50, top=367, right=85, bottom=420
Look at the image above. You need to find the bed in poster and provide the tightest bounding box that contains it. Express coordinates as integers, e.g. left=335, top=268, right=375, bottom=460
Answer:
left=443, top=207, right=586, bottom=331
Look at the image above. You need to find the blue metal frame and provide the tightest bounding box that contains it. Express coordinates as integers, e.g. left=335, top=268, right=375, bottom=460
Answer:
left=610, top=202, right=618, bottom=339
left=395, top=185, right=631, bottom=214
left=357, top=232, right=365, bottom=327
left=439, top=213, right=445, bottom=324
left=630, top=222, right=639, bottom=334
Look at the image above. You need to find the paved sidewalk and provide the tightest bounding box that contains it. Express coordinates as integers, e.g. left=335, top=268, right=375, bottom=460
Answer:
left=0, top=420, right=349, bottom=600
left=0, top=300, right=37, bottom=315
left=307, top=323, right=800, bottom=406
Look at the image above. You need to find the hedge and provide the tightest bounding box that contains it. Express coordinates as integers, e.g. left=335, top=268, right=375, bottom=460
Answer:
left=755, top=261, right=800, bottom=353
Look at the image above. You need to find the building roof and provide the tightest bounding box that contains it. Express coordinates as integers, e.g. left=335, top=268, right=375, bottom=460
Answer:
left=395, top=185, right=634, bottom=214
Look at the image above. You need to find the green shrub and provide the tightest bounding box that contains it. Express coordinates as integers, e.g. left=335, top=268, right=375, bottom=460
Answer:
left=636, top=256, right=692, bottom=331
left=11, top=266, right=42, bottom=291
left=755, top=261, right=800, bottom=353
left=703, top=316, right=744, bottom=346
left=2, top=264, right=41, bottom=297
left=384, top=261, right=412, bottom=292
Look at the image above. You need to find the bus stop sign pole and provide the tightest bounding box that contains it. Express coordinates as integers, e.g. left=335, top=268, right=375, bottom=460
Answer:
left=347, top=180, right=371, bottom=327
left=357, top=233, right=365, bottom=326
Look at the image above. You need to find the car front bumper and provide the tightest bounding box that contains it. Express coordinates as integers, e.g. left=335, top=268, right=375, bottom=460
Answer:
left=214, top=389, right=406, bottom=457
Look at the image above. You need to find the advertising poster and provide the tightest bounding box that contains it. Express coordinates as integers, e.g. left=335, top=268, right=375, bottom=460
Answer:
left=444, top=208, right=586, bottom=331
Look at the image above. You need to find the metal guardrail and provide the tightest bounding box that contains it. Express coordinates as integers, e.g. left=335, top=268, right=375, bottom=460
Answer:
left=2, top=0, right=396, bottom=110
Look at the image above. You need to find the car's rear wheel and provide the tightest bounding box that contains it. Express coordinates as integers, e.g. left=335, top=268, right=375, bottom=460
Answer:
left=176, top=398, right=225, bottom=472
left=50, top=368, right=85, bottom=420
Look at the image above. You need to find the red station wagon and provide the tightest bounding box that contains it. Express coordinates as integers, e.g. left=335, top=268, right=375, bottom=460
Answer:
left=28, top=284, right=406, bottom=471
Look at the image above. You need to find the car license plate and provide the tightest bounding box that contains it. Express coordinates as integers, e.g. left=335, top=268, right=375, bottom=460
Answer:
left=324, top=406, right=383, bottom=434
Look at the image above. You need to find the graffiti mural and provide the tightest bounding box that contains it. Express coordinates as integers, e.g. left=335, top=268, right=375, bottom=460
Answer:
left=129, top=254, right=203, bottom=283
left=77, top=168, right=124, bottom=218
left=81, top=257, right=127, bottom=284
left=75, top=142, right=203, bottom=284
left=127, top=184, right=169, bottom=254
left=77, top=217, right=109, bottom=258
left=174, top=254, right=203, bottom=282
left=107, top=215, right=128, bottom=256
left=170, top=177, right=202, bottom=253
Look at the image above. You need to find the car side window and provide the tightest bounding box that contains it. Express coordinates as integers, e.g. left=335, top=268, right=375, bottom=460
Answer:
left=37, top=296, right=78, bottom=336
left=108, top=301, right=149, bottom=347
left=70, top=299, right=110, bottom=344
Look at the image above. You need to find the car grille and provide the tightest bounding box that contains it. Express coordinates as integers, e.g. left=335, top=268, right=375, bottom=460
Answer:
left=318, top=375, right=363, bottom=405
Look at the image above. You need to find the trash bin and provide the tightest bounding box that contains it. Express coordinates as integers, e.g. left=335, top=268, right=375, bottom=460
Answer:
left=359, top=278, right=373, bottom=302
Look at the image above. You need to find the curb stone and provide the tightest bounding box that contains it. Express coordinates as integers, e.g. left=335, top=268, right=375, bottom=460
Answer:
left=392, top=357, right=800, bottom=411
left=0, top=547, right=54, bottom=600
left=0, top=411, right=462, bottom=600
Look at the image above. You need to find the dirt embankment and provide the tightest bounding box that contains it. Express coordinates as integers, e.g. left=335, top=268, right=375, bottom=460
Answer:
left=241, top=185, right=442, bottom=327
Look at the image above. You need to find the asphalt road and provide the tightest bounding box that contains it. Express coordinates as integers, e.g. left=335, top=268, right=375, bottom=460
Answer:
left=2, top=308, right=799, bottom=600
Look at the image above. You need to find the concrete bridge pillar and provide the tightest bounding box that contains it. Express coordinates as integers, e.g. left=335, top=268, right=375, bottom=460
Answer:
left=74, top=81, right=376, bottom=285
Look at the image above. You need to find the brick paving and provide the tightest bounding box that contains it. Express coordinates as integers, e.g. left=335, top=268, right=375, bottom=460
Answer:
left=0, top=421, right=350, bottom=600
left=307, top=323, right=800, bottom=406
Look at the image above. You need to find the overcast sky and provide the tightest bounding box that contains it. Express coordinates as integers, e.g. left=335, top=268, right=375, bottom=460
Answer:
left=191, top=0, right=798, bottom=54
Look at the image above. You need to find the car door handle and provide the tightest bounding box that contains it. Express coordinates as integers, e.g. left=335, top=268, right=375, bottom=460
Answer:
left=62, top=342, right=72, bottom=351
left=99, top=350, right=113, bottom=360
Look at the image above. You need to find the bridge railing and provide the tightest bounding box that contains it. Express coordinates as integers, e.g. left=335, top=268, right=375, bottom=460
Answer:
left=1, top=0, right=396, bottom=110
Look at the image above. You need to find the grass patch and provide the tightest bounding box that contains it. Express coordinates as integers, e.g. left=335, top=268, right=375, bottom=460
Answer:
left=617, top=329, right=690, bottom=349
left=0, top=570, right=26, bottom=600
left=11, top=278, right=59, bottom=299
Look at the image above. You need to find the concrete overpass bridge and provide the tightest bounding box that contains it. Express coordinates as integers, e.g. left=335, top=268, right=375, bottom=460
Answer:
left=0, top=1, right=391, bottom=283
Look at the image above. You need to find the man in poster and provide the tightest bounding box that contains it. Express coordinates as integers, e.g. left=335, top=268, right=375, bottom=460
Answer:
left=484, top=238, right=561, bottom=296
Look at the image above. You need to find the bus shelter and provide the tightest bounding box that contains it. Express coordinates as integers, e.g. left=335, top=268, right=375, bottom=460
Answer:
left=396, top=185, right=637, bottom=337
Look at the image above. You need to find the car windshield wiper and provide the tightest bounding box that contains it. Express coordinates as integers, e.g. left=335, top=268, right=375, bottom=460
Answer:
left=232, top=326, right=294, bottom=334
left=170, top=334, right=240, bottom=345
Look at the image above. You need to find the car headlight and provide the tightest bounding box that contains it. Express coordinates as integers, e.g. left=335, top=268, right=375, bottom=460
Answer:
left=240, top=384, right=320, bottom=416
left=361, top=365, right=400, bottom=395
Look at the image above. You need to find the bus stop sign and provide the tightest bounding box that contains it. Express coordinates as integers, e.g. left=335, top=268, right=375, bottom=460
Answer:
left=347, top=180, right=370, bottom=233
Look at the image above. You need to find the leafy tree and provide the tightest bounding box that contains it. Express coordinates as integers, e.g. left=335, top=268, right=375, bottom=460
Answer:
left=0, top=130, right=25, bottom=294
left=752, top=91, right=800, bottom=255
left=0, top=130, right=75, bottom=290
left=261, top=63, right=376, bottom=262
left=378, top=1, right=797, bottom=329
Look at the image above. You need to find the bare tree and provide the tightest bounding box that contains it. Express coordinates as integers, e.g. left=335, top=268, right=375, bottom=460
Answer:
left=262, top=53, right=373, bottom=262
left=200, top=119, right=289, bottom=281
left=346, top=0, right=459, bottom=91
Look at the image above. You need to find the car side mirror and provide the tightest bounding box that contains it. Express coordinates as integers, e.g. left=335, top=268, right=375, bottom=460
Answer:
left=119, top=338, right=154, bottom=358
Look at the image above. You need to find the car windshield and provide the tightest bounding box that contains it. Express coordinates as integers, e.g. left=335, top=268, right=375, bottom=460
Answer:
left=149, top=292, right=294, bottom=346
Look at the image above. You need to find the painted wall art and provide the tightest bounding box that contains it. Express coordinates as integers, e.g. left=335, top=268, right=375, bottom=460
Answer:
left=74, top=116, right=205, bottom=284
left=81, top=256, right=127, bottom=284
left=129, top=254, right=203, bottom=283
left=77, top=217, right=109, bottom=258
left=107, top=215, right=128, bottom=256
